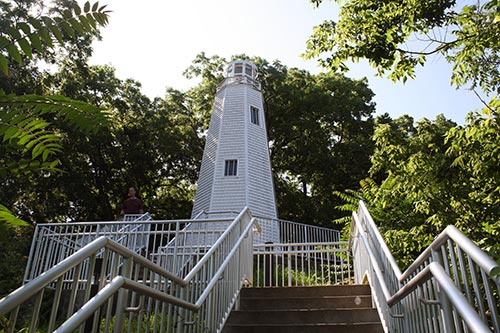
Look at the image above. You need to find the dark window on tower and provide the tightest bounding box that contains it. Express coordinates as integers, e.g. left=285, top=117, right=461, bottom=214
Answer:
left=234, top=64, right=243, bottom=74
left=245, top=64, right=252, bottom=76
left=224, top=160, right=238, bottom=176
left=250, top=106, right=260, bottom=125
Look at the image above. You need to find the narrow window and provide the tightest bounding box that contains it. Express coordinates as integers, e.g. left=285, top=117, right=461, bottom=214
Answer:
left=245, top=64, right=252, bottom=76
left=234, top=64, right=243, bottom=74
left=250, top=106, right=260, bottom=125
left=224, top=160, right=238, bottom=176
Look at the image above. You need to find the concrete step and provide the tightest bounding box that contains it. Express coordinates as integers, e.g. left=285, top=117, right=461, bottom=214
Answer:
left=226, top=308, right=381, bottom=325
left=222, top=285, right=383, bottom=333
left=240, top=294, right=373, bottom=310
left=241, top=285, right=371, bottom=298
left=222, top=322, right=385, bottom=333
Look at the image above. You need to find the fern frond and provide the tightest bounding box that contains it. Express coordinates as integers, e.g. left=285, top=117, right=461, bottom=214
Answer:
left=0, top=205, right=29, bottom=227
left=0, top=1, right=110, bottom=75
left=0, top=93, right=110, bottom=173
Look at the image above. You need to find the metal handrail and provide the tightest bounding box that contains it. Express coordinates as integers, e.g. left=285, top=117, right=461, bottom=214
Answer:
left=54, top=276, right=197, bottom=333
left=352, top=200, right=500, bottom=333
left=0, top=236, right=185, bottom=317
left=400, top=224, right=499, bottom=281
left=184, top=208, right=251, bottom=281
left=0, top=207, right=258, bottom=333
left=54, top=215, right=259, bottom=333
left=23, top=215, right=239, bottom=284
left=353, top=211, right=491, bottom=332
left=351, top=211, right=393, bottom=301
left=355, top=201, right=402, bottom=277
left=387, top=263, right=491, bottom=332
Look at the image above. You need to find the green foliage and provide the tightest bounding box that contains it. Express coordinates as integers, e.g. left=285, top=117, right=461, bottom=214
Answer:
left=336, top=112, right=500, bottom=267
left=98, top=313, right=175, bottom=333
left=305, top=0, right=500, bottom=95
left=0, top=205, right=28, bottom=228
left=0, top=1, right=110, bottom=75
left=0, top=1, right=110, bottom=227
left=0, top=226, right=32, bottom=297
left=0, top=93, right=109, bottom=177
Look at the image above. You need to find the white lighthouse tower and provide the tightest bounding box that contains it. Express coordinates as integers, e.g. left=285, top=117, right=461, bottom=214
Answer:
left=192, top=60, right=278, bottom=221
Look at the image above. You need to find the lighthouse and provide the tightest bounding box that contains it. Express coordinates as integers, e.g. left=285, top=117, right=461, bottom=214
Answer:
left=192, top=60, right=278, bottom=220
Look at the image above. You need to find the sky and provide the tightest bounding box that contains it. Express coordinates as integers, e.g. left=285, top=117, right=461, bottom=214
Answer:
left=89, top=0, right=484, bottom=124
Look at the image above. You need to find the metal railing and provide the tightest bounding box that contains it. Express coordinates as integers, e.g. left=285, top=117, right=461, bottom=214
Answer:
left=255, top=216, right=340, bottom=244
left=193, top=210, right=341, bottom=244
left=24, top=213, right=152, bottom=284
left=216, top=75, right=261, bottom=91
left=1, top=209, right=257, bottom=333
left=253, top=242, right=352, bottom=287
left=352, top=200, right=500, bottom=333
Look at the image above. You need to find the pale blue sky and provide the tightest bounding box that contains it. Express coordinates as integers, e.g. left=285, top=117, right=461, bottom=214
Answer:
left=90, top=0, right=483, bottom=124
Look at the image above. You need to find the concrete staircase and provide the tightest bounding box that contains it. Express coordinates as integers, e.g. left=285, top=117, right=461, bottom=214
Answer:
left=222, top=285, right=384, bottom=333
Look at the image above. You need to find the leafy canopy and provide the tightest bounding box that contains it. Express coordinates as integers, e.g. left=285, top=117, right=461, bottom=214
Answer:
left=305, top=0, right=500, bottom=95
left=337, top=112, right=500, bottom=266
left=0, top=1, right=111, bottom=226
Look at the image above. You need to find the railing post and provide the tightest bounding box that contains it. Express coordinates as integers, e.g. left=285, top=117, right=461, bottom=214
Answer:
left=287, top=244, right=292, bottom=286
left=113, top=256, right=132, bottom=333
left=23, top=224, right=39, bottom=284
left=431, top=249, right=456, bottom=333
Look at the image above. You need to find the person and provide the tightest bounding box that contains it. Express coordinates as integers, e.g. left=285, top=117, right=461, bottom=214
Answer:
left=120, top=187, right=144, bottom=215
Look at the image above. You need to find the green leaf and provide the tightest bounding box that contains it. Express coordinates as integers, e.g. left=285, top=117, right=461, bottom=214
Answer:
left=39, top=28, right=53, bottom=48
left=92, top=2, right=99, bottom=11
left=0, top=55, right=8, bottom=75
left=69, top=18, right=85, bottom=35
left=6, top=44, right=21, bottom=64
left=0, top=205, right=29, bottom=227
left=86, top=13, right=97, bottom=29
left=78, top=15, right=92, bottom=32
left=60, top=21, right=75, bottom=38
left=27, top=17, right=42, bottom=30
left=49, top=26, right=64, bottom=44
left=17, top=22, right=31, bottom=35
left=28, top=34, right=43, bottom=53
left=62, top=9, right=73, bottom=19
left=0, top=36, right=10, bottom=48
left=73, top=3, right=82, bottom=15
left=491, top=266, right=500, bottom=278
left=6, top=26, right=22, bottom=40
left=17, top=38, right=32, bottom=58
left=84, top=1, right=91, bottom=13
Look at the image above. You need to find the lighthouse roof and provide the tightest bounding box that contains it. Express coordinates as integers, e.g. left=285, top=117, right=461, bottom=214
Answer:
left=225, top=60, right=257, bottom=79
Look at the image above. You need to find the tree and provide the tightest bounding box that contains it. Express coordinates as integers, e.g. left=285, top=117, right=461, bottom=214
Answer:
left=336, top=112, right=500, bottom=267
left=305, top=0, right=500, bottom=263
left=0, top=0, right=111, bottom=226
left=305, top=0, right=500, bottom=98
left=0, top=0, right=110, bottom=296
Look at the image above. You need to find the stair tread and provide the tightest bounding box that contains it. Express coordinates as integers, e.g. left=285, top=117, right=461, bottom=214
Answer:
left=225, top=322, right=383, bottom=326
left=242, top=295, right=372, bottom=299
left=223, top=285, right=382, bottom=332
left=242, top=285, right=371, bottom=297
left=233, top=308, right=377, bottom=312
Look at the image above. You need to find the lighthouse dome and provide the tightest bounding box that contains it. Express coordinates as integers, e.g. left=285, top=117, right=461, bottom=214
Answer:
left=225, top=60, right=257, bottom=79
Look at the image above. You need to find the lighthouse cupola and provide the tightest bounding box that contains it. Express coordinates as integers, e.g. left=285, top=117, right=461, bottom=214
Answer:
left=225, top=60, right=257, bottom=79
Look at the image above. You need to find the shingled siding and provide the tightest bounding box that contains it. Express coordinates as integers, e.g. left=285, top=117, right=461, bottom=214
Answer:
left=209, top=85, right=247, bottom=212
left=192, top=62, right=278, bottom=223
left=246, top=87, right=277, bottom=219
left=191, top=91, right=225, bottom=217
